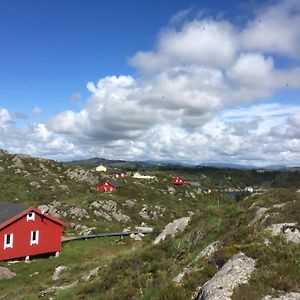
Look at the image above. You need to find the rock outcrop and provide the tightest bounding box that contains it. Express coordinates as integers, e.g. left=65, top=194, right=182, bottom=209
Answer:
left=0, top=267, right=16, bottom=279
left=153, top=217, right=190, bottom=245
left=66, top=168, right=98, bottom=184
left=52, top=266, right=71, bottom=281
left=196, top=252, right=256, bottom=300
left=262, top=292, right=300, bottom=300
left=267, top=223, right=300, bottom=244
left=248, top=207, right=269, bottom=226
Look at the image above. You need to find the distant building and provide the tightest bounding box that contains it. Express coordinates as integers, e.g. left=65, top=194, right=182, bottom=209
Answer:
left=171, top=176, right=187, bottom=185
left=245, top=186, right=254, bottom=193
left=132, top=172, right=155, bottom=179
left=96, top=165, right=107, bottom=172
left=203, top=187, right=212, bottom=194
left=110, top=170, right=126, bottom=179
left=0, top=202, right=67, bottom=261
left=97, top=181, right=121, bottom=192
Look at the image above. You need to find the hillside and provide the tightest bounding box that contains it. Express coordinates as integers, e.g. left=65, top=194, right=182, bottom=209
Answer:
left=0, top=149, right=299, bottom=299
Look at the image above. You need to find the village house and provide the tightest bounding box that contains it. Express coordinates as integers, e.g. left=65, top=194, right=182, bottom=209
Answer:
left=132, top=172, right=155, bottom=179
left=97, top=180, right=121, bottom=192
left=171, top=176, right=188, bottom=185
left=0, top=202, right=67, bottom=261
left=95, top=165, right=107, bottom=172
left=110, top=170, right=126, bottom=179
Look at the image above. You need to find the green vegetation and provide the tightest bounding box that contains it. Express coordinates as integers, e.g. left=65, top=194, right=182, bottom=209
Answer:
left=0, top=150, right=299, bottom=299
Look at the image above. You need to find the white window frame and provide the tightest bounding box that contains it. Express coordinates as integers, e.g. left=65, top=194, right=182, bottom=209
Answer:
left=27, top=212, right=35, bottom=221
left=4, top=233, right=13, bottom=249
left=30, top=230, right=39, bottom=245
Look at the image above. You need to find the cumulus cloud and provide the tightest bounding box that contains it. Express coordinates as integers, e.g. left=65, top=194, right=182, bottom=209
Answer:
left=1, top=0, right=300, bottom=166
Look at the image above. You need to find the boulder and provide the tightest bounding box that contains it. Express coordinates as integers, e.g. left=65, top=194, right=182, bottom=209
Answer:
left=112, top=212, right=131, bottom=222
left=0, top=166, right=4, bottom=173
left=52, top=265, right=71, bottom=281
left=248, top=207, right=269, bottom=226
left=39, top=281, right=78, bottom=297
left=196, top=252, right=256, bottom=300
left=80, top=267, right=100, bottom=283
left=11, top=155, right=25, bottom=169
left=196, top=240, right=222, bottom=260
left=79, top=227, right=96, bottom=236
left=0, top=267, right=16, bottom=279
left=267, top=223, right=300, bottom=244
left=66, top=168, right=98, bottom=184
left=153, top=217, right=190, bottom=245
left=262, top=292, right=300, bottom=300
left=93, top=210, right=112, bottom=221
left=135, top=226, right=153, bottom=233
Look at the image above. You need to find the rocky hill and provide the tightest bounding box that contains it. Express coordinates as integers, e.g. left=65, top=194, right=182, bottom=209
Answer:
left=0, top=149, right=299, bottom=299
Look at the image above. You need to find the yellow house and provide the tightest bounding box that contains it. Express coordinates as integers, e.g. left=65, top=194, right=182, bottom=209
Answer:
left=96, top=165, right=107, bottom=172
left=132, top=172, right=155, bottom=179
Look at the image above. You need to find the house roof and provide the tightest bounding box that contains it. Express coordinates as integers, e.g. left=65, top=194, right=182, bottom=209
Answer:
left=0, top=202, right=68, bottom=230
left=0, top=202, right=27, bottom=224
left=98, top=180, right=123, bottom=188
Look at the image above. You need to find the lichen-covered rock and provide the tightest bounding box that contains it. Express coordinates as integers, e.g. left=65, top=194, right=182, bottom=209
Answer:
left=262, top=292, right=300, bottom=300
left=66, top=168, right=98, bottom=184
left=267, top=223, right=300, bottom=244
left=248, top=207, right=269, bottom=226
left=68, top=207, right=89, bottom=219
left=93, top=210, right=112, bottom=221
left=52, top=266, right=71, bottom=281
left=112, top=212, right=131, bottom=222
left=11, top=155, right=25, bottom=169
left=196, top=240, right=222, bottom=260
left=153, top=217, right=190, bottom=245
left=196, top=252, right=256, bottom=300
left=80, top=267, right=100, bottom=282
left=0, top=267, right=16, bottom=279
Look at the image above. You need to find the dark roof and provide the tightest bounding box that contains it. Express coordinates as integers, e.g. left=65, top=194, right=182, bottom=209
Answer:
left=0, top=202, right=27, bottom=224
left=108, top=180, right=123, bottom=188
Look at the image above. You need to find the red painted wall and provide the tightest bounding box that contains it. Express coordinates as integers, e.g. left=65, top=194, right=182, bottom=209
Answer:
left=0, top=212, right=63, bottom=261
left=97, top=182, right=116, bottom=192
left=171, top=176, right=187, bottom=185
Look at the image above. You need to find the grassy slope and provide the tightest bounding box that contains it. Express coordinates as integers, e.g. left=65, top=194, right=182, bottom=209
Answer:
left=0, top=151, right=299, bottom=299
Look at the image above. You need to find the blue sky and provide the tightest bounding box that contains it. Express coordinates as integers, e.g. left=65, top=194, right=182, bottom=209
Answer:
left=0, top=0, right=300, bottom=166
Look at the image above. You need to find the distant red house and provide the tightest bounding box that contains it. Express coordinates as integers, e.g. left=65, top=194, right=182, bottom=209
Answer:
left=0, top=202, right=67, bottom=261
left=97, top=181, right=121, bottom=192
left=110, top=170, right=126, bottom=179
left=171, top=176, right=188, bottom=185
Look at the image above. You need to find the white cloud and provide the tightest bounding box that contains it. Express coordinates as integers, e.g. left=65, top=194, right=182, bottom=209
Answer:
left=1, top=1, right=300, bottom=166
left=32, top=106, right=42, bottom=119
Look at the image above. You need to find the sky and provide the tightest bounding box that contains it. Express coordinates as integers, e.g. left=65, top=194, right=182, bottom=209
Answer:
left=0, top=0, right=300, bottom=167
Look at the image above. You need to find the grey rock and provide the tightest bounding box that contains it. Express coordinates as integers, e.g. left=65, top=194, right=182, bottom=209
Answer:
left=112, top=212, right=131, bottom=222
left=267, top=223, right=300, bottom=244
left=168, top=186, right=176, bottom=195
left=153, top=217, right=190, bottom=245
left=59, top=185, right=70, bottom=193
left=0, top=166, right=4, bottom=173
left=80, top=267, right=100, bottom=282
left=29, top=181, right=41, bottom=188
left=39, top=281, right=78, bottom=297
left=262, top=292, right=300, bottom=300
left=79, top=227, right=96, bottom=236
left=248, top=207, right=269, bottom=226
left=66, top=168, right=98, bottom=184
left=0, top=267, right=16, bottom=279
left=173, top=266, right=198, bottom=284
left=52, top=265, right=71, bottom=281
left=123, top=199, right=136, bottom=207
left=93, top=210, right=112, bottom=221
left=196, top=240, right=222, bottom=260
left=135, top=226, right=153, bottom=233
left=68, top=207, right=88, bottom=219
left=11, top=155, right=25, bottom=169
left=196, top=252, right=256, bottom=300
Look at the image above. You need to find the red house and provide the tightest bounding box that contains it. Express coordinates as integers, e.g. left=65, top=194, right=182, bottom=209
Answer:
left=0, top=202, right=67, bottom=261
left=110, top=170, right=126, bottom=179
left=97, top=181, right=121, bottom=192
left=171, top=176, right=188, bottom=185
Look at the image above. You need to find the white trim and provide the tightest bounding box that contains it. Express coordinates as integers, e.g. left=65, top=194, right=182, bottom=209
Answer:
left=30, top=230, right=39, bottom=245
left=27, top=212, right=35, bottom=221
left=4, top=233, right=13, bottom=249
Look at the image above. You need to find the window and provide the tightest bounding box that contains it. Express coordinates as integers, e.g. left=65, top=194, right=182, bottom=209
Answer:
left=4, top=233, right=13, bottom=249
left=27, top=212, right=35, bottom=221
left=30, top=230, right=39, bottom=245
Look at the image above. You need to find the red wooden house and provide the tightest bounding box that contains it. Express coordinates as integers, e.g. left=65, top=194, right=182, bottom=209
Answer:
left=171, top=176, right=188, bottom=185
left=0, top=202, right=67, bottom=261
left=97, top=180, right=121, bottom=192
left=110, top=170, right=126, bottom=179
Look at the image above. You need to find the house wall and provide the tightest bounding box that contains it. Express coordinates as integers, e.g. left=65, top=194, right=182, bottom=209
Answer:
left=0, top=213, right=62, bottom=261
